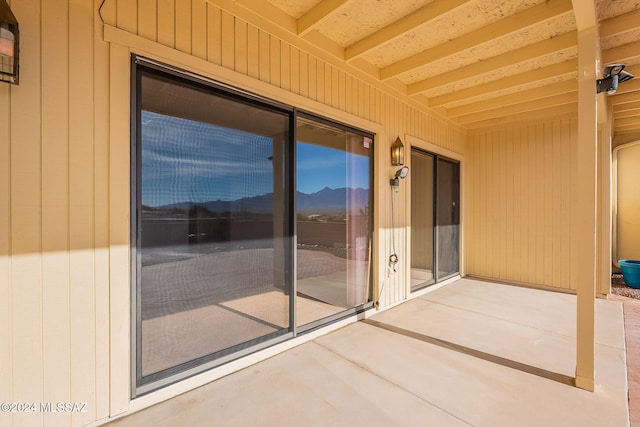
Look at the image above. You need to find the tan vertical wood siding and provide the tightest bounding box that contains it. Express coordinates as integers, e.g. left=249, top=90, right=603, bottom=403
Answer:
left=0, top=1, right=111, bottom=425
left=466, top=119, right=576, bottom=291
left=0, top=1, right=467, bottom=425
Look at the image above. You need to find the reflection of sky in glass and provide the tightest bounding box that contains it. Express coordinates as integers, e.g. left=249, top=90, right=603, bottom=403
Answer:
left=296, top=142, right=369, bottom=194
left=141, top=111, right=275, bottom=207
left=141, top=111, right=370, bottom=207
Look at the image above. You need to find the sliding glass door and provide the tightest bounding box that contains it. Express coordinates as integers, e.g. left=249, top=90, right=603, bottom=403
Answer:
left=411, top=148, right=460, bottom=291
left=132, top=58, right=373, bottom=394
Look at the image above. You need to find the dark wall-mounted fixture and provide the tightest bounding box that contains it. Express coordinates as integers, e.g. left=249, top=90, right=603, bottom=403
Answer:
left=391, top=136, right=404, bottom=166
left=0, top=0, right=19, bottom=85
left=390, top=166, right=409, bottom=187
left=597, top=64, right=633, bottom=95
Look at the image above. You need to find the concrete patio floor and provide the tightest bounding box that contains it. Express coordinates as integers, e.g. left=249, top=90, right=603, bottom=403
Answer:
left=107, top=278, right=629, bottom=426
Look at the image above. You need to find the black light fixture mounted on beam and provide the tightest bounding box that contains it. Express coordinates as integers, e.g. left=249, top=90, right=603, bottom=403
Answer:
left=596, top=64, right=633, bottom=95
left=391, top=136, right=404, bottom=166
left=0, top=0, right=19, bottom=85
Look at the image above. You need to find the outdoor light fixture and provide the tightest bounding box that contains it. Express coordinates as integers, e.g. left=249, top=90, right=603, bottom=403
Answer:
left=597, top=64, right=633, bottom=95
left=0, top=0, right=18, bottom=85
left=390, top=166, right=409, bottom=187
left=391, top=136, right=404, bottom=166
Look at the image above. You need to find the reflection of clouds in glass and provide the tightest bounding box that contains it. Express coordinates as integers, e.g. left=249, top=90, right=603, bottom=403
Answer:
left=142, top=111, right=275, bottom=206
left=297, top=142, right=369, bottom=194
left=297, top=147, right=345, bottom=171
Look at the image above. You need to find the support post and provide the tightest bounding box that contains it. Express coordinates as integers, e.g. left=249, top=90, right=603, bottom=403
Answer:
left=573, top=23, right=598, bottom=391
left=598, top=108, right=613, bottom=297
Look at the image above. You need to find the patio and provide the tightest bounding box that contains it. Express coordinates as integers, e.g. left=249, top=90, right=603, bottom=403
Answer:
left=107, top=278, right=629, bottom=426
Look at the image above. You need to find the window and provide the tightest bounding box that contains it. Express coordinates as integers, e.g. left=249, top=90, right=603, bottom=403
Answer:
left=131, top=57, right=373, bottom=394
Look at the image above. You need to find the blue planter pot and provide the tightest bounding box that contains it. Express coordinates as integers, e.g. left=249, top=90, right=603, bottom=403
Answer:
left=619, top=260, right=640, bottom=289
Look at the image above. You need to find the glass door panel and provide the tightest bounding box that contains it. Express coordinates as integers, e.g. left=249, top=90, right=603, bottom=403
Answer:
left=295, top=116, right=372, bottom=328
left=410, top=150, right=435, bottom=291
left=436, top=158, right=460, bottom=280
left=137, top=71, right=291, bottom=382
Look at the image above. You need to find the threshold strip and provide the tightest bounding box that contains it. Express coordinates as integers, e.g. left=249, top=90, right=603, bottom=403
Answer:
left=363, top=319, right=575, bottom=387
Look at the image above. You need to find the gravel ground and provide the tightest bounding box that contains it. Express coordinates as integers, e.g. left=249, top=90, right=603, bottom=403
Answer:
left=612, top=273, right=640, bottom=299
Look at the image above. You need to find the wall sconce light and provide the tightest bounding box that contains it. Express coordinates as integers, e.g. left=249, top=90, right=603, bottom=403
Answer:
left=391, top=136, right=404, bottom=166
left=0, top=0, right=19, bottom=85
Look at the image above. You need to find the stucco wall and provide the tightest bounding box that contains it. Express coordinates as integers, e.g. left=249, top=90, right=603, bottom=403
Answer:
left=615, top=141, right=640, bottom=263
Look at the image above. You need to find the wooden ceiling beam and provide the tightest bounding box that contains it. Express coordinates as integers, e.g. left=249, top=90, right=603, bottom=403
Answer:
left=344, top=0, right=469, bottom=62
left=446, top=80, right=577, bottom=117
left=380, top=0, right=573, bottom=80
left=600, top=8, right=640, bottom=38
left=298, top=0, right=349, bottom=36
left=429, top=59, right=577, bottom=107
left=455, top=92, right=576, bottom=124
left=408, top=31, right=576, bottom=95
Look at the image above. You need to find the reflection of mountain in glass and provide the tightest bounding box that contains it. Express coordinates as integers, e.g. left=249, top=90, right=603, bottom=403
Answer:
left=151, top=187, right=369, bottom=214
left=141, top=187, right=369, bottom=248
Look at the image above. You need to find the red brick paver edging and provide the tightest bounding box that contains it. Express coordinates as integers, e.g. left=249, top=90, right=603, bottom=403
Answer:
left=611, top=295, right=640, bottom=426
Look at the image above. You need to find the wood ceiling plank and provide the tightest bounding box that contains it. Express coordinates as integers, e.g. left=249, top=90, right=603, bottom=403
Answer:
left=602, top=40, right=640, bottom=65
left=456, top=91, right=577, bottom=124
left=429, top=60, right=577, bottom=107
left=615, top=126, right=640, bottom=134
left=447, top=80, right=577, bottom=117
left=608, top=91, right=640, bottom=106
left=463, top=103, right=577, bottom=129
left=613, top=109, right=640, bottom=119
left=345, top=0, right=469, bottom=61
left=298, top=0, right=350, bottom=36
left=231, top=0, right=297, bottom=33
left=613, top=100, right=640, bottom=113
left=600, top=8, right=640, bottom=38
left=408, top=31, right=577, bottom=95
left=380, top=0, right=573, bottom=80
left=614, top=128, right=640, bottom=136
left=615, top=116, right=640, bottom=127
left=613, top=78, right=640, bottom=95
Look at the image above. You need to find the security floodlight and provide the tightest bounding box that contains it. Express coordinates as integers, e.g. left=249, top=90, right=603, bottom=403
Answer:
left=597, top=64, right=634, bottom=94
left=390, top=166, right=409, bottom=187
